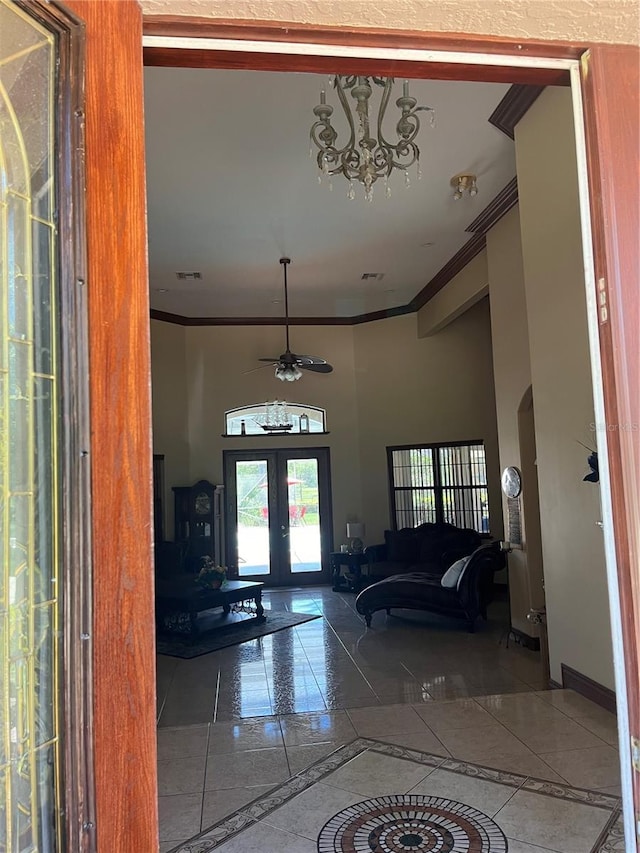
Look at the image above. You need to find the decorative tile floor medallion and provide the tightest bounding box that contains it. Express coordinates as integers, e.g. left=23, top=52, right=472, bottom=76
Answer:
left=167, top=739, right=622, bottom=853
left=317, top=795, right=507, bottom=853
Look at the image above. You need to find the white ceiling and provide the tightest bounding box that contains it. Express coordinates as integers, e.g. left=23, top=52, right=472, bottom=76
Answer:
left=143, top=67, right=516, bottom=319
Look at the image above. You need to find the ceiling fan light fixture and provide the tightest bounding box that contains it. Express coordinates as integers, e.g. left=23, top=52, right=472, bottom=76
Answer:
left=275, top=364, right=302, bottom=382
left=251, top=258, right=334, bottom=381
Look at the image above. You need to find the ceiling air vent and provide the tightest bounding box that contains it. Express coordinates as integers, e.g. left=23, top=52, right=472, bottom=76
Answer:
left=175, top=271, right=202, bottom=280
left=361, top=272, right=384, bottom=281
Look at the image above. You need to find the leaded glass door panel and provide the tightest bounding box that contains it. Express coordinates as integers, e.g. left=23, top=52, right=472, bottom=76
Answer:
left=1, top=1, right=91, bottom=850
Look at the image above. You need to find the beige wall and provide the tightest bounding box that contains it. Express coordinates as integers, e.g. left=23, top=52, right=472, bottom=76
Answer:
left=515, top=87, right=614, bottom=689
left=417, top=251, right=489, bottom=339
left=486, top=206, right=540, bottom=634
left=140, top=0, right=640, bottom=46
left=151, top=304, right=501, bottom=552
left=184, top=324, right=361, bottom=549
left=353, top=303, right=502, bottom=544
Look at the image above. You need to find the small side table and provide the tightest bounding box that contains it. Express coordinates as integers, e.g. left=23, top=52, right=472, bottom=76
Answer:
left=331, top=551, right=368, bottom=592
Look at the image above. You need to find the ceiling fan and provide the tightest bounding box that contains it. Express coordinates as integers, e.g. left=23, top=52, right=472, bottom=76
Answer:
left=255, top=258, right=334, bottom=382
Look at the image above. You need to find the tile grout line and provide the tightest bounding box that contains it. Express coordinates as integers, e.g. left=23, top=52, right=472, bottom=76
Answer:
left=211, top=667, right=222, bottom=723
left=476, top=693, right=612, bottom=780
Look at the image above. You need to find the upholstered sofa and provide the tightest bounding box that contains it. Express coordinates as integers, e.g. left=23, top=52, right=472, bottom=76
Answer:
left=364, top=522, right=482, bottom=581
left=356, top=541, right=505, bottom=631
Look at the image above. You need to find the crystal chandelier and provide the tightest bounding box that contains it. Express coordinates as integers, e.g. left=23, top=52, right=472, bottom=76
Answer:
left=310, top=76, right=435, bottom=202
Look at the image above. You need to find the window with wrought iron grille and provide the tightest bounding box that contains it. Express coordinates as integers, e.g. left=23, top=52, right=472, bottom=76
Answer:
left=387, top=442, right=490, bottom=533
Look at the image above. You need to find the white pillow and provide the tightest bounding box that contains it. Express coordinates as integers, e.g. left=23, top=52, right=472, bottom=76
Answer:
left=441, top=556, right=471, bottom=590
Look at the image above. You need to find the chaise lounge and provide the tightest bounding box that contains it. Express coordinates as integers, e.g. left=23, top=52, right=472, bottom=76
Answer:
left=355, top=541, right=505, bottom=631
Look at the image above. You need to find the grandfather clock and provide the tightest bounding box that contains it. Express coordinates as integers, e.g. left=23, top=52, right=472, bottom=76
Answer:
left=172, top=479, right=216, bottom=561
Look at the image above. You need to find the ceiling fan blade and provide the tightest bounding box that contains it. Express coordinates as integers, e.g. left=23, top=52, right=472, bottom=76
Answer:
left=243, top=363, right=275, bottom=375
left=255, top=261, right=335, bottom=378
left=292, top=353, right=329, bottom=366
left=300, top=362, right=333, bottom=373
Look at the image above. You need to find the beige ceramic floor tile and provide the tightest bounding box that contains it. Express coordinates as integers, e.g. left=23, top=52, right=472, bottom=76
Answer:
left=201, top=785, right=274, bottom=828
left=157, top=755, right=207, bottom=796
left=494, top=789, right=612, bottom=853
left=597, top=783, right=622, bottom=796
left=158, top=792, right=203, bottom=842
left=205, top=748, right=290, bottom=791
left=346, top=703, right=428, bottom=737
left=157, top=724, right=210, bottom=762
left=539, top=744, right=621, bottom=788
left=322, top=749, right=432, bottom=797
left=503, top=716, right=605, bottom=754
left=262, top=781, right=363, bottom=839
left=159, top=687, right=217, bottom=728
left=413, top=698, right=493, bottom=731
left=208, top=717, right=284, bottom=754
left=506, top=841, right=564, bottom=853
left=477, top=692, right=569, bottom=724
left=370, top=729, right=450, bottom=756
left=279, top=710, right=356, bottom=747
left=468, top=751, right=566, bottom=782
left=286, top=741, right=342, bottom=775
left=409, top=767, right=518, bottom=816
left=573, top=709, right=619, bottom=746
left=212, top=821, right=316, bottom=852
left=435, top=722, right=531, bottom=762
left=534, top=689, right=607, bottom=718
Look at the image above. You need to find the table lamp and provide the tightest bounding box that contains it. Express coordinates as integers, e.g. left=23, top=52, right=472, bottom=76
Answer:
left=346, top=522, right=365, bottom=554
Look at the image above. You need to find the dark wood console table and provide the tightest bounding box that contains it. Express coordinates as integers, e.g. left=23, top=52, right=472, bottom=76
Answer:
left=155, top=578, right=264, bottom=640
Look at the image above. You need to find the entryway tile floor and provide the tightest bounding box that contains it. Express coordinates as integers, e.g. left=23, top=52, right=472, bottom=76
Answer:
left=156, top=587, right=622, bottom=851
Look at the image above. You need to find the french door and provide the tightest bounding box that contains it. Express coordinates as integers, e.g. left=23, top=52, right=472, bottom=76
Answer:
left=224, top=448, right=333, bottom=586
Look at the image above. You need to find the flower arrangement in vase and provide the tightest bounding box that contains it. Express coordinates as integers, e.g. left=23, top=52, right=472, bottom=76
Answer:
left=196, top=556, right=227, bottom=589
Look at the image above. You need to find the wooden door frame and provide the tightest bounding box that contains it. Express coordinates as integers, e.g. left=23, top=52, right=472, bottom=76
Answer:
left=67, top=6, right=638, bottom=848
left=223, top=447, right=333, bottom=586
left=62, top=2, right=158, bottom=852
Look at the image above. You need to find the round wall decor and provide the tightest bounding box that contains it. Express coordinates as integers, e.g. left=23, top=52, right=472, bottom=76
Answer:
left=501, top=466, right=522, bottom=499
left=317, top=794, right=508, bottom=853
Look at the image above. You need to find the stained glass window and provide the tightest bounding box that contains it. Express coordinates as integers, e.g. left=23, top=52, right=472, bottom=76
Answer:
left=1, top=2, right=62, bottom=848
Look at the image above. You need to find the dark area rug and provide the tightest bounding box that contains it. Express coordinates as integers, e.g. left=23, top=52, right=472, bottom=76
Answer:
left=156, top=610, right=321, bottom=659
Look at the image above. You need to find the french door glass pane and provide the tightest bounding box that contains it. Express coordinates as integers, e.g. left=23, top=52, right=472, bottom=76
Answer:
left=287, top=459, right=322, bottom=573
left=0, top=2, right=61, bottom=849
left=235, top=460, right=270, bottom=576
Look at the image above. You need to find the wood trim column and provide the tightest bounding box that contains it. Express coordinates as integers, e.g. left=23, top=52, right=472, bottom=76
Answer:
left=582, top=43, right=640, bottom=820
left=62, top=1, right=158, bottom=849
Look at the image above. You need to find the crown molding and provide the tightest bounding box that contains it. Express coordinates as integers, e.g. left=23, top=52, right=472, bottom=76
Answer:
left=466, top=176, right=519, bottom=235
left=411, top=234, right=487, bottom=311
left=149, top=309, right=354, bottom=326
left=488, top=83, right=545, bottom=139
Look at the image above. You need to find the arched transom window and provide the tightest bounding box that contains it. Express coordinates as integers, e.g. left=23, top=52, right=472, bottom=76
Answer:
left=225, top=402, right=327, bottom=435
